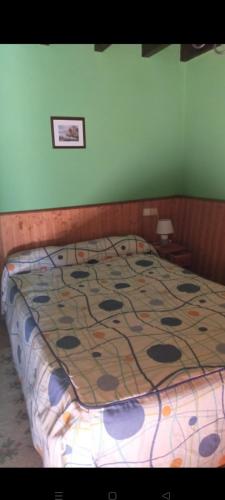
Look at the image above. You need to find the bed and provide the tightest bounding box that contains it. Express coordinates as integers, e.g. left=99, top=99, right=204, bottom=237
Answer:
left=1, top=234, right=225, bottom=468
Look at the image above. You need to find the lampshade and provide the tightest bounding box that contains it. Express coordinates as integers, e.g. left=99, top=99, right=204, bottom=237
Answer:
left=156, top=219, right=174, bottom=235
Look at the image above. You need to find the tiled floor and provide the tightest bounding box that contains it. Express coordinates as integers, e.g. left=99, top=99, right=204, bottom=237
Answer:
left=0, top=346, right=42, bottom=467
left=0, top=316, right=42, bottom=467
left=0, top=317, right=10, bottom=349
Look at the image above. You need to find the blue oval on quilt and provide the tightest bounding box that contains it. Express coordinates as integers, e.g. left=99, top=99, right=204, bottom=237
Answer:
left=198, top=326, right=208, bottom=332
left=147, top=344, right=182, bottom=363
left=92, top=351, right=102, bottom=358
left=99, top=299, right=123, bottom=311
left=199, top=433, right=220, bottom=457
left=103, top=400, right=145, bottom=440
left=58, top=316, right=74, bottom=324
left=97, top=374, right=119, bottom=391
left=161, top=317, right=182, bottom=327
left=33, top=295, right=50, bottom=303
left=48, top=368, right=70, bottom=406
left=130, top=325, right=143, bottom=333
left=115, top=283, right=130, bottom=289
left=177, top=283, right=200, bottom=293
left=56, top=336, right=80, bottom=349
left=10, top=285, right=18, bottom=304
left=63, top=444, right=72, bottom=456
left=70, top=271, right=90, bottom=279
left=150, top=298, right=164, bottom=306
left=135, top=260, right=153, bottom=267
left=189, top=416, right=198, bottom=426
left=25, top=316, right=37, bottom=341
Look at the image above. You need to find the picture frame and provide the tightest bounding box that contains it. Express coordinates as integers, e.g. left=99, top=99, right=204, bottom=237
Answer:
left=50, top=116, right=86, bottom=148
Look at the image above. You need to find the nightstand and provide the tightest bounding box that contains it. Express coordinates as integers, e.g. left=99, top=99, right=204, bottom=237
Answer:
left=152, top=242, right=192, bottom=269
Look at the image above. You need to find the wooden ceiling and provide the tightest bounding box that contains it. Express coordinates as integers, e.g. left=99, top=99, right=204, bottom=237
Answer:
left=94, top=44, right=221, bottom=62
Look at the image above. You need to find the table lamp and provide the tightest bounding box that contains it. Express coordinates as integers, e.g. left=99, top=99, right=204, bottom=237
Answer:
left=156, top=219, right=174, bottom=245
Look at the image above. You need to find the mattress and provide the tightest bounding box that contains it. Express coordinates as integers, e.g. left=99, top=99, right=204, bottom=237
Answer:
left=2, top=235, right=225, bottom=467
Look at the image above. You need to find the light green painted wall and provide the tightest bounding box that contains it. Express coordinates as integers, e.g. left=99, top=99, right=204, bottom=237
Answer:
left=184, top=50, right=225, bottom=198
left=0, top=44, right=184, bottom=212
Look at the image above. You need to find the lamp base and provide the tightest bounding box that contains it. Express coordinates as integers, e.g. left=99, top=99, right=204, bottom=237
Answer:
left=160, top=235, right=169, bottom=246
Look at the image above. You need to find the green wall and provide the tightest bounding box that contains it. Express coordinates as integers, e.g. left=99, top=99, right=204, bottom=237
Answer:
left=184, top=50, right=225, bottom=198
left=0, top=44, right=184, bottom=212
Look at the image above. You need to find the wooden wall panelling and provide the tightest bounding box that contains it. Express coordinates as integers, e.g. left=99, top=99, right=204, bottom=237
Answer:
left=198, top=201, right=218, bottom=278
left=142, top=197, right=174, bottom=241
left=0, top=198, right=175, bottom=272
left=187, top=198, right=203, bottom=273
left=174, top=197, right=225, bottom=285
left=172, top=196, right=186, bottom=242
left=205, top=201, right=225, bottom=282
left=1, top=196, right=225, bottom=285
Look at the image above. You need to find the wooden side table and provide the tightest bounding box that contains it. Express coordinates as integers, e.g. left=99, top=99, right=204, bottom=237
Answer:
left=152, top=242, right=192, bottom=269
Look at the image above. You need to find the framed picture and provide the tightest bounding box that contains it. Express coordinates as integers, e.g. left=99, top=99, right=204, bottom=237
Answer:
left=50, top=116, right=86, bottom=148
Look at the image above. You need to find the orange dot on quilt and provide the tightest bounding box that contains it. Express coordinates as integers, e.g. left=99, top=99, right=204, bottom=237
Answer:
left=188, top=310, right=200, bottom=317
left=78, top=251, right=85, bottom=257
left=218, top=455, right=225, bottom=466
left=63, top=412, right=72, bottom=425
left=138, top=278, right=146, bottom=283
left=104, top=256, right=112, bottom=260
left=7, top=263, right=15, bottom=271
left=35, top=445, right=42, bottom=456
left=62, top=291, right=71, bottom=297
left=170, top=458, right=183, bottom=468
left=138, top=242, right=144, bottom=249
left=162, top=405, right=171, bottom=417
left=125, top=354, right=133, bottom=363
left=140, top=312, right=150, bottom=319
left=94, top=331, right=105, bottom=339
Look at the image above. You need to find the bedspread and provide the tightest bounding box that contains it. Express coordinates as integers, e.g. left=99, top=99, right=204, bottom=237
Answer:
left=2, top=236, right=225, bottom=467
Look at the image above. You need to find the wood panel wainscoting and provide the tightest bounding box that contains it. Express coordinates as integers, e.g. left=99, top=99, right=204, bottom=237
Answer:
left=173, top=197, right=225, bottom=285
left=0, top=197, right=174, bottom=273
left=1, top=196, right=225, bottom=286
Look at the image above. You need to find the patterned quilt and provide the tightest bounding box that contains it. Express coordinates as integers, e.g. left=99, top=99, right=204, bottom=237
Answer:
left=2, top=235, right=225, bottom=467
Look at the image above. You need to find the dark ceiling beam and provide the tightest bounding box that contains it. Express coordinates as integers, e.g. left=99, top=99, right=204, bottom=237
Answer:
left=142, top=44, right=170, bottom=57
left=180, top=44, right=221, bottom=62
left=94, top=44, right=111, bottom=52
